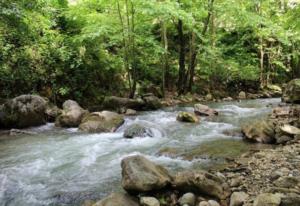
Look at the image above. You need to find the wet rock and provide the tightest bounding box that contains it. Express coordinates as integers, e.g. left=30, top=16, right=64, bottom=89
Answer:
left=93, top=193, right=139, bottom=206
left=45, top=104, right=62, bottom=122
left=253, top=193, right=281, bottom=206
left=79, top=111, right=124, bottom=133
left=123, top=124, right=154, bottom=138
left=157, top=147, right=182, bottom=158
left=177, top=112, right=199, bottom=123
left=140, top=196, right=160, bottom=206
left=194, top=104, right=218, bottom=116
left=55, top=100, right=88, bottom=127
left=238, top=91, right=246, bottom=99
left=172, top=171, right=229, bottom=200
left=121, top=155, right=172, bottom=193
left=223, top=97, right=233, bottom=101
left=0, top=95, right=47, bottom=128
left=205, top=94, right=213, bottom=101
left=241, top=120, right=276, bottom=144
left=230, top=192, right=249, bottom=206
left=9, top=129, right=37, bottom=136
left=179, top=193, right=196, bottom=206
left=282, top=79, right=300, bottom=103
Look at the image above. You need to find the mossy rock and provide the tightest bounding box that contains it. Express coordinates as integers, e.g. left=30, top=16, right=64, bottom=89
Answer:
left=282, top=79, right=300, bottom=103
left=177, top=111, right=199, bottom=123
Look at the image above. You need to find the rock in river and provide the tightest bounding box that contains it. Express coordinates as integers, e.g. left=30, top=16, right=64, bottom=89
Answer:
left=241, top=120, right=276, bottom=144
left=177, top=112, right=199, bottom=123
left=123, top=124, right=154, bottom=138
left=121, top=155, right=172, bottom=193
left=0, top=94, right=47, bottom=128
left=194, top=104, right=218, bottom=116
left=55, top=100, right=88, bottom=127
left=79, top=111, right=124, bottom=133
left=93, top=193, right=139, bottom=206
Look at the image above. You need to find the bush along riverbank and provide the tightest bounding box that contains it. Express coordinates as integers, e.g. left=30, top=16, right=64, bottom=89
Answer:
left=78, top=80, right=300, bottom=206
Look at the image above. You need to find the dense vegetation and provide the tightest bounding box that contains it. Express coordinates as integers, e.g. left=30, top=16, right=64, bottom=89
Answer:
left=1, top=0, right=300, bottom=105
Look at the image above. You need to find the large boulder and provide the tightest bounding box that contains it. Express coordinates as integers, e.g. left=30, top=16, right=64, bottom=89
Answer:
left=123, top=124, right=154, bottom=138
left=93, top=193, right=139, bottom=206
left=253, top=193, right=281, bottom=206
left=282, top=79, right=300, bottom=103
left=172, top=170, right=230, bottom=200
left=194, top=104, right=218, bottom=116
left=142, top=94, right=162, bottom=110
left=45, top=104, right=62, bottom=122
left=79, top=111, right=124, bottom=133
left=55, top=100, right=88, bottom=127
left=0, top=95, right=47, bottom=128
left=241, top=120, right=276, bottom=144
left=177, top=112, right=199, bottom=123
left=102, top=96, right=145, bottom=111
left=121, top=155, right=172, bottom=193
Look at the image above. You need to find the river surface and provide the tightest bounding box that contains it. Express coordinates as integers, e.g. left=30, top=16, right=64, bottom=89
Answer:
left=0, top=98, right=280, bottom=206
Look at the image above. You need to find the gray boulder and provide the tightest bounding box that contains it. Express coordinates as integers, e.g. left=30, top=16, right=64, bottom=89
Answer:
left=123, top=124, right=154, bottom=138
left=194, top=104, right=218, bottom=116
left=179, top=193, right=196, bottom=206
left=172, top=171, right=230, bottom=200
left=282, top=79, right=300, bottom=103
left=241, top=120, right=276, bottom=144
left=0, top=95, right=47, bottom=128
left=79, top=111, right=124, bottom=133
left=142, top=94, right=162, bottom=110
left=121, top=155, right=172, bottom=193
left=253, top=193, right=281, bottom=206
left=230, top=192, right=249, bottom=206
left=55, top=100, right=88, bottom=127
left=102, top=96, right=145, bottom=111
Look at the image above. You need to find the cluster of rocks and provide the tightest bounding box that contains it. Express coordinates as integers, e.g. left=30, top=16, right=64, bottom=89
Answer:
left=88, top=155, right=230, bottom=206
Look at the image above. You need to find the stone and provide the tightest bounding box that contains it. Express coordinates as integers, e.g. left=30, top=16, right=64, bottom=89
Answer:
left=0, top=95, right=47, bottom=128
left=121, top=155, right=171, bottom=193
left=140, top=197, right=160, bottom=206
left=142, top=94, right=162, bottom=110
left=45, top=104, right=62, bottom=122
left=238, top=91, right=246, bottom=99
left=205, top=94, right=213, bottom=101
left=199, top=201, right=210, bottom=206
left=125, top=109, right=137, bottom=116
left=274, top=176, right=300, bottom=188
left=179, top=193, right=196, bottom=206
left=172, top=171, right=229, bottom=200
left=208, top=200, right=220, bottom=206
left=253, top=193, right=281, bottom=206
left=230, top=177, right=243, bottom=187
left=230, top=192, right=249, bottom=206
left=177, top=112, right=199, bottom=123
left=123, top=124, right=154, bottom=138
left=280, top=193, right=300, bottom=206
left=280, top=124, right=300, bottom=135
left=102, top=96, right=146, bottom=111
left=93, top=193, right=139, bottom=206
left=55, top=100, right=88, bottom=127
left=194, top=104, right=218, bottom=116
left=241, top=120, right=276, bottom=144
left=223, top=97, right=233, bottom=101
left=282, top=79, right=300, bottom=103
left=79, top=111, right=124, bottom=133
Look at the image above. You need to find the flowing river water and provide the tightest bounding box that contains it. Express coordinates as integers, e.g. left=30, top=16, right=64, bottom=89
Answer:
left=0, top=98, right=280, bottom=206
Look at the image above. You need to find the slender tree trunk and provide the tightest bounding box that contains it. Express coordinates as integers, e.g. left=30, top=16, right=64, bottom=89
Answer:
left=177, top=19, right=186, bottom=95
left=129, top=0, right=137, bottom=98
left=188, top=32, right=196, bottom=92
left=160, top=20, right=168, bottom=97
left=260, top=37, right=265, bottom=88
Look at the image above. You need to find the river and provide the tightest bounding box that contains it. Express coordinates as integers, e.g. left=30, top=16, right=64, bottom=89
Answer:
left=0, top=98, right=280, bottom=206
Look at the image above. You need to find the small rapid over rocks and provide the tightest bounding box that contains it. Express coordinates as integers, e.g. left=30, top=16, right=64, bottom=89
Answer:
left=0, top=98, right=280, bottom=206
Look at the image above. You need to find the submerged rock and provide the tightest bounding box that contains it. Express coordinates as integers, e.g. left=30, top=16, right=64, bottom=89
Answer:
left=0, top=95, right=47, bottom=128
left=79, top=111, right=124, bottom=133
left=93, top=193, right=139, bottom=206
left=282, top=79, right=300, bottom=103
left=177, top=112, right=199, bottom=123
left=55, top=100, right=88, bottom=127
left=242, top=120, right=276, bottom=144
left=194, top=104, right=218, bottom=116
left=172, top=170, right=229, bottom=200
left=123, top=124, right=154, bottom=138
left=121, top=155, right=172, bottom=193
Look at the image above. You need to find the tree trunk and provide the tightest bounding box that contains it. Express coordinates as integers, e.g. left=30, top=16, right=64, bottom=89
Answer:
left=177, top=19, right=186, bottom=95
left=160, top=20, right=169, bottom=97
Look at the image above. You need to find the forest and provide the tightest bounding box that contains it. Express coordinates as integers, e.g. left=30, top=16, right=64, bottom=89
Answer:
left=1, top=0, right=300, bottom=105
